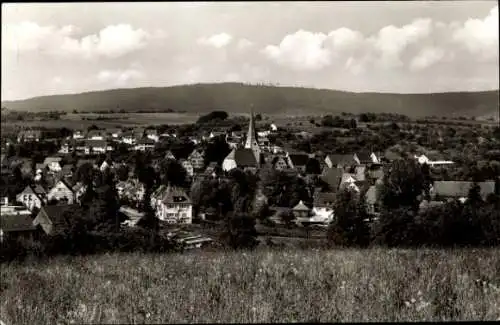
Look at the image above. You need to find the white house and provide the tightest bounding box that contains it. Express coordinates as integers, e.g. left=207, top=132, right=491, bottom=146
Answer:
left=87, top=130, right=106, bottom=140
left=73, top=130, right=86, bottom=140
left=85, top=140, right=113, bottom=154
left=414, top=154, right=454, bottom=166
left=47, top=180, right=75, bottom=204
left=311, top=192, right=336, bottom=224
left=16, top=185, right=46, bottom=211
left=121, top=133, right=136, bottom=145
left=43, top=157, right=63, bottom=173
left=134, top=138, right=156, bottom=151
left=270, top=123, right=278, bottom=132
left=180, top=159, right=194, bottom=177
left=145, top=129, right=159, bottom=142
left=151, top=185, right=193, bottom=224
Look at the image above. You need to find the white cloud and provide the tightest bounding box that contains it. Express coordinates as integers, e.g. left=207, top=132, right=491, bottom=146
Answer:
left=223, top=72, right=241, bottom=82
left=261, top=30, right=331, bottom=71
left=97, top=68, right=144, bottom=85
left=409, top=46, right=446, bottom=71
left=371, top=18, right=432, bottom=68
left=52, top=76, right=63, bottom=84
left=237, top=38, right=254, bottom=51
left=327, top=27, right=364, bottom=53
left=2, top=22, right=155, bottom=59
left=197, top=33, right=233, bottom=48
left=452, top=5, right=498, bottom=61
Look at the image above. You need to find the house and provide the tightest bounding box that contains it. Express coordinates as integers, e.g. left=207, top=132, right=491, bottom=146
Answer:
left=58, top=141, right=73, bottom=154
left=325, top=154, right=357, bottom=169
left=43, top=157, right=63, bottom=173
left=72, top=182, right=87, bottom=203
left=204, top=162, right=222, bottom=179
left=107, top=128, right=122, bottom=140
left=180, top=159, right=194, bottom=177
left=16, top=184, right=47, bottom=211
left=85, top=140, right=113, bottom=154
left=134, top=138, right=156, bottom=151
left=354, top=152, right=380, bottom=165
left=311, top=192, right=336, bottom=223
left=72, top=130, right=86, bottom=140
left=365, top=184, right=383, bottom=215
left=47, top=180, right=75, bottom=204
left=340, top=173, right=360, bottom=192
left=209, top=131, right=226, bottom=139
left=33, top=204, right=78, bottom=235
left=121, top=132, right=136, bottom=145
left=272, top=156, right=290, bottom=171
left=226, top=137, right=241, bottom=149
left=414, top=154, right=454, bottom=167
left=145, top=129, right=159, bottom=142
left=133, top=128, right=145, bottom=139
left=222, top=148, right=261, bottom=172
left=165, top=150, right=176, bottom=160
left=270, top=123, right=278, bottom=132
left=292, top=200, right=310, bottom=219
left=119, top=206, right=145, bottom=228
left=99, top=159, right=112, bottom=172
left=431, top=181, right=495, bottom=202
left=188, top=149, right=205, bottom=171
left=17, top=129, right=42, bottom=143
left=12, top=158, right=34, bottom=178
left=87, top=130, right=106, bottom=140
left=151, top=185, right=193, bottom=224
left=0, top=187, right=9, bottom=206
left=286, top=153, right=309, bottom=173
left=320, top=167, right=344, bottom=192
left=354, top=165, right=367, bottom=182
left=0, top=211, right=37, bottom=243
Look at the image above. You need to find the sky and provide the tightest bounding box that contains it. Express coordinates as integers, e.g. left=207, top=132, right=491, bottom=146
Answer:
left=1, top=1, right=499, bottom=101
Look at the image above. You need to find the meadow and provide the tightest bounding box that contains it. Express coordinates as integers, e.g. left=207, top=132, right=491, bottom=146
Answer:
left=1, top=248, right=499, bottom=324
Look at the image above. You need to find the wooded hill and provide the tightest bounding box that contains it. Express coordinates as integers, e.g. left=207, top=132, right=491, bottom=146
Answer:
left=2, top=83, right=498, bottom=118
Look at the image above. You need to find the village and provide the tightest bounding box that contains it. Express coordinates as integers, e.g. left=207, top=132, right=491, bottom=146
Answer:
left=1, top=109, right=498, bottom=251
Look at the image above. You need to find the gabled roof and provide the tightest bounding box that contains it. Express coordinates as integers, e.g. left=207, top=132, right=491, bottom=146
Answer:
left=293, top=200, right=310, bottom=211
left=136, top=138, right=155, bottom=145
left=326, top=154, right=356, bottom=166
left=231, top=148, right=258, bottom=167
left=156, top=185, right=192, bottom=205
left=87, top=130, right=106, bottom=138
left=432, top=181, right=495, bottom=199
left=43, top=157, right=62, bottom=165
left=288, top=154, right=309, bottom=167
left=38, top=204, right=79, bottom=227
left=85, top=139, right=108, bottom=148
left=355, top=151, right=373, bottom=162
left=321, top=168, right=343, bottom=191
left=341, top=173, right=357, bottom=184
left=51, top=179, right=74, bottom=193
left=0, top=213, right=36, bottom=232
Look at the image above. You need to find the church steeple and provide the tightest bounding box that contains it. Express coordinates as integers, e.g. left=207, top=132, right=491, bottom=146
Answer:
left=245, top=105, right=261, bottom=163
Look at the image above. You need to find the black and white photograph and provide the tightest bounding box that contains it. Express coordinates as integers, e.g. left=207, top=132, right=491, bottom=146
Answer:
left=1, top=1, right=499, bottom=323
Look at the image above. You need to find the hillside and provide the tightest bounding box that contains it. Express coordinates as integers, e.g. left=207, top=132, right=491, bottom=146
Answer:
left=2, top=83, right=499, bottom=118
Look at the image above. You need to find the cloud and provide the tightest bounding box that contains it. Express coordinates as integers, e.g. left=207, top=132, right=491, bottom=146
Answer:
left=2, top=22, right=156, bottom=59
left=52, top=76, right=63, bottom=84
left=452, top=5, right=498, bottom=61
left=237, top=38, right=254, bottom=51
left=197, top=33, right=233, bottom=48
left=97, top=68, right=144, bottom=85
left=370, top=18, right=433, bottom=68
left=409, top=46, right=446, bottom=71
left=261, top=30, right=331, bottom=71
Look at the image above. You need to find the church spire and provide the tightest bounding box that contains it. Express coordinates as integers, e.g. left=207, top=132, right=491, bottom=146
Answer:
left=245, top=105, right=261, bottom=164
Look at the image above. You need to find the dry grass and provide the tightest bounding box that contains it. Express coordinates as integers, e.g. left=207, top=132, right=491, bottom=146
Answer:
left=1, top=248, right=500, bottom=324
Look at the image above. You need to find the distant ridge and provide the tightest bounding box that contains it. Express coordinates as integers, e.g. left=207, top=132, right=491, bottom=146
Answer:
left=2, top=82, right=499, bottom=118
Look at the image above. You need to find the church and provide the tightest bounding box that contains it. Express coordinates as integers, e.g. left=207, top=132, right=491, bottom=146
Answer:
left=222, top=110, right=263, bottom=172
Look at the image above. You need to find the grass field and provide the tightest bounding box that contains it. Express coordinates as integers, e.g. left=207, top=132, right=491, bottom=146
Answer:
left=1, top=248, right=499, bottom=323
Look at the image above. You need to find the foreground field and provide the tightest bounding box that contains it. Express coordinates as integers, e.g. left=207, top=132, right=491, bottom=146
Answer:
left=1, top=248, right=500, bottom=323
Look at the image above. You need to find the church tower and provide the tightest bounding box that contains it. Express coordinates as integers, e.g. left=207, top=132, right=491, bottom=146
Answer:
left=244, top=107, right=261, bottom=163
